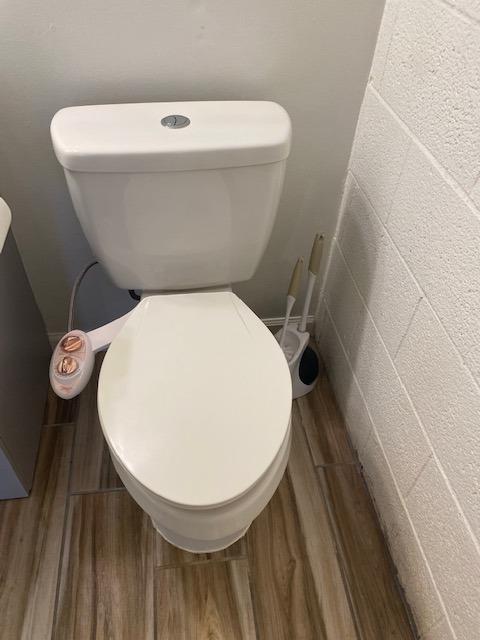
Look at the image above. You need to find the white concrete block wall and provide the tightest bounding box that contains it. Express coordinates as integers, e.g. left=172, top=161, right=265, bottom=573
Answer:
left=316, top=1, right=480, bottom=638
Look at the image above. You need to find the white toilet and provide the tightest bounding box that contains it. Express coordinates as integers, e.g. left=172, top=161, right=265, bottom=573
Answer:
left=51, top=101, right=292, bottom=552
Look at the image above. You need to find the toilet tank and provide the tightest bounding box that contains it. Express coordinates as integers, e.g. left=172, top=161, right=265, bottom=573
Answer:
left=51, top=101, right=291, bottom=290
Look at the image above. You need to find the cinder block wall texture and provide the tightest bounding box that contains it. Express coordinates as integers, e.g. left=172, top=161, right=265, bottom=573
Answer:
left=316, top=1, right=480, bottom=638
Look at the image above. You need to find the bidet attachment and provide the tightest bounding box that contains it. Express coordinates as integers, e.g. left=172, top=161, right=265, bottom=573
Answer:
left=49, top=310, right=135, bottom=400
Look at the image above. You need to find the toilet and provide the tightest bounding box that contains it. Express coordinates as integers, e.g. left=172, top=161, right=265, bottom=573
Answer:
left=51, top=101, right=292, bottom=552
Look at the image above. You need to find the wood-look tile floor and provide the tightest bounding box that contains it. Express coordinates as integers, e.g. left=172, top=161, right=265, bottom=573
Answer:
left=0, top=358, right=417, bottom=640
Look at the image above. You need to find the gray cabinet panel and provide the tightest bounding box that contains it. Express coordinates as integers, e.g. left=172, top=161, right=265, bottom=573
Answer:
left=0, top=232, right=50, bottom=495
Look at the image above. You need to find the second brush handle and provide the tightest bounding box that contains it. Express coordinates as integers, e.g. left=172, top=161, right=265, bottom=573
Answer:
left=299, top=271, right=316, bottom=333
left=279, top=295, right=295, bottom=349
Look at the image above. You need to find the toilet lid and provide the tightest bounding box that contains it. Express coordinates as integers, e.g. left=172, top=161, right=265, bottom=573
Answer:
left=98, top=291, right=292, bottom=508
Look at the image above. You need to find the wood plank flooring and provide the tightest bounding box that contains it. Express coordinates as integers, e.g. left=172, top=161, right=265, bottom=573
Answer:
left=156, top=560, right=256, bottom=639
left=0, top=425, right=73, bottom=640
left=288, top=403, right=357, bottom=639
left=318, top=465, right=415, bottom=639
left=0, top=356, right=417, bottom=639
left=296, top=377, right=356, bottom=466
left=247, top=474, right=327, bottom=640
left=54, top=491, right=154, bottom=639
left=43, top=385, right=78, bottom=426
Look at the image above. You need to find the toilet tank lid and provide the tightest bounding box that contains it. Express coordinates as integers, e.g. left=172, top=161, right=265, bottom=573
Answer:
left=51, top=101, right=291, bottom=173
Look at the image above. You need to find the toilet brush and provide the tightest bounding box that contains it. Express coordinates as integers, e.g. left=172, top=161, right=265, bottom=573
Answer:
left=276, top=233, right=324, bottom=399
left=279, top=257, right=304, bottom=349
left=299, top=233, right=324, bottom=332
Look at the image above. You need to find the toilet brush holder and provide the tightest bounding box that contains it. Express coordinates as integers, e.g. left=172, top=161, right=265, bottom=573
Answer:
left=275, top=324, right=321, bottom=399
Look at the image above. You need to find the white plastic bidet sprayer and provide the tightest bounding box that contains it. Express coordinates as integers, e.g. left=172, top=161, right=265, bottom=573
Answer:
left=49, top=261, right=137, bottom=399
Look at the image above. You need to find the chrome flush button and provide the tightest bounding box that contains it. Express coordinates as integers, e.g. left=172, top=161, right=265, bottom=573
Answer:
left=161, top=114, right=190, bottom=129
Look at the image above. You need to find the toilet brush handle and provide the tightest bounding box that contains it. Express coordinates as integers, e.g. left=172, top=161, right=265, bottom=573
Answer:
left=288, top=256, right=304, bottom=299
left=279, top=295, right=295, bottom=348
left=299, top=272, right=316, bottom=333
left=308, top=233, right=324, bottom=276
left=299, top=234, right=324, bottom=332
left=279, top=258, right=304, bottom=349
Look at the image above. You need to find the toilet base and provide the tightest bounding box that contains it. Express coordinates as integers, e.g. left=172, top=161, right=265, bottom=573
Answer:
left=152, top=519, right=250, bottom=553
left=107, top=422, right=291, bottom=556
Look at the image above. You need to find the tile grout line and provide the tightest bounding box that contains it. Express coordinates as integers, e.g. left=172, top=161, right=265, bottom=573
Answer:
left=320, top=381, right=365, bottom=468
left=393, top=296, right=424, bottom=361
left=295, top=390, right=366, bottom=639
left=310, top=375, right=415, bottom=636
left=245, top=554, right=261, bottom=640
left=155, top=552, right=259, bottom=638
left=355, top=468, right=422, bottom=639
left=317, top=461, right=418, bottom=638
left=437, top=0, right=480, bottom=27
left=384, top=136, right=414, bottom=224
left=374, top=0, right=401, bottom=91
left=357, top=466, right=421, bottom=640
left=290, top=418, right=362, bottom=639
left=51, top=419, right=78, bottom=639
left=152, top=531, right=158, bottom=640
left=314, top=461, right=360, bottom=469
left=155, top=554, right=249, bottom=572
left=43, top=421, right=77, bottom=429
left=294, top=396, right=358, bottom=475
left=314, top=466, right=365, bottom=640
left=296, top=399, right=330, bottom=470
left=70, top=486, right=126, bottom=496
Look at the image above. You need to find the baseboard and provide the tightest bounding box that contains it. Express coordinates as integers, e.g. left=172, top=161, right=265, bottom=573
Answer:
left=261, top=314, right=314, bottom=329
left=48, top=314, right=315, bottom=348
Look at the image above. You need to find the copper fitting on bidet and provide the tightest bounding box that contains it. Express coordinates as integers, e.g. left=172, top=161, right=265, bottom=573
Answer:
left=56, top=356, right=79, bottom=376
left=61, top=335, right=84, bottom=353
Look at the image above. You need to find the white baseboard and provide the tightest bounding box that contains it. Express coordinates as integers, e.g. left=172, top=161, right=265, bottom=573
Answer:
left=261, top=314, right=314, bottom=329
left=48, top=314, right=315, bottom=348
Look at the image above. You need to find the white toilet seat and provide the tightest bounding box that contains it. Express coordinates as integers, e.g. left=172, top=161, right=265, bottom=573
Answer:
left=108, top=423, right=291, bottom=552
left=97, top=290, right=292, bottom=550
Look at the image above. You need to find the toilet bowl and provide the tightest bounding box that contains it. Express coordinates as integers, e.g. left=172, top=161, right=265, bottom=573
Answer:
left=97, top=291, right=292, bottom=551
left=50, top=100, right=293, bottom=551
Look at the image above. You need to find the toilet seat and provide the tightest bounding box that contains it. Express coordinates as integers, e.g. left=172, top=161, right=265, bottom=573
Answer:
left=97, top=291, right=292, bottom=509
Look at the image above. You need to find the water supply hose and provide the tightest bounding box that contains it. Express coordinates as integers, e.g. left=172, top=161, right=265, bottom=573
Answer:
left=67, top=260, right=98, bottom=331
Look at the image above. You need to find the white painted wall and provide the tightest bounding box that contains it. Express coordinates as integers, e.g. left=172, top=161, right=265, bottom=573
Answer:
left=0, top=0, right=384, bottom=334
left=317, top=1, right=480, bottom=638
